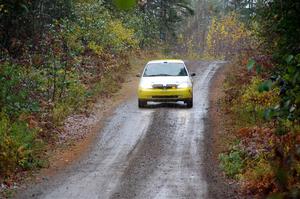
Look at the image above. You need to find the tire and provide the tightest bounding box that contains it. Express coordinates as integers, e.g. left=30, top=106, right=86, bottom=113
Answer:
left=138, top=99, right=147, bottom=108
left=186, top=99, right=193, bottom=108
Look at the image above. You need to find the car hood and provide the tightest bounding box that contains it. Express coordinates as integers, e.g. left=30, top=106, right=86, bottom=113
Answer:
left=140, top=76, right=191, bottom=85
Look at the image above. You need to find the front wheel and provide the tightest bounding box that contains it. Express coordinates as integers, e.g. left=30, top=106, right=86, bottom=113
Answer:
left=186, top=99, right=193, bottom=108
left=138, top=99, right=147, bottom=108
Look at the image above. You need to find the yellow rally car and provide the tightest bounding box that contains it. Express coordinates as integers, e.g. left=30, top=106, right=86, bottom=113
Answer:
left=137, top=60, right=195, bottom=108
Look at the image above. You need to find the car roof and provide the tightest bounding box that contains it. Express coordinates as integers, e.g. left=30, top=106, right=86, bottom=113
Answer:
left=147, top=59, right=184, bottom=64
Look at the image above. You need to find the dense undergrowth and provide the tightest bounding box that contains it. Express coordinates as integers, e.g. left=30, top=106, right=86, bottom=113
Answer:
left=206, top=1, right=300, bottom=198
left=220, top=58, right=300, bottom=198
left=0, top=4, right=137, bottom=182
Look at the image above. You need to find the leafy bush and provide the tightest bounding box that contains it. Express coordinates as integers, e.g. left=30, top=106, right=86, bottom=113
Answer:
left=213, top=1, right=300, bottom=197
left=242, top=157, right=277, bottom=196
left=219, top=146, right=245, bottom=178
left=52, top=79, right=86, bottom=125
left=222, top=60, right=300, bottom=197
left=106, top=19, right=138, bottom=52
left=89, top=55, right=129, bottom=97
left=0, top=62, right=40, bottom=117
left=241, top=77, right=279, bottom=109
left=206, top=12, right=256, bottom=59
left=60, top=2, right=139, bottom=56
left=235, top=126, right=300, bottom=197
left=0, top=113, right=44, bottom=176
left=231, top=76, right=280, bottom=126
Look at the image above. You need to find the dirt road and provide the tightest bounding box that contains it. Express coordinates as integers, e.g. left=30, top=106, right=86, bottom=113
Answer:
left=18, top=61, right=226, bottom=199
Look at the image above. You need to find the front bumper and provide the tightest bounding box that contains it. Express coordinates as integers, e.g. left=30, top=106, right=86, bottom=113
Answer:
left=138, top=87, right=193, bottom=101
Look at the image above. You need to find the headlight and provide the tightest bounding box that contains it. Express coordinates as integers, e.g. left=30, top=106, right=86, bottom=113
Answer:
left=177, top=82, right=191, bottom=88
left=139, top=83, right=153, bottom=89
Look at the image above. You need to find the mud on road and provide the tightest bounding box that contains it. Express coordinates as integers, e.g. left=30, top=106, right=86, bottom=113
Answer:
left=17, top=61, right=231, bottom=199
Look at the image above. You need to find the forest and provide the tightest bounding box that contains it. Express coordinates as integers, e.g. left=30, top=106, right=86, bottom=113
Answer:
left=1, top=0, right=299, bottom=198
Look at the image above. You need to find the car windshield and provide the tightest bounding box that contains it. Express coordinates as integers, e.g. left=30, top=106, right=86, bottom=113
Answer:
left=143, top=63, right=188, bottom=77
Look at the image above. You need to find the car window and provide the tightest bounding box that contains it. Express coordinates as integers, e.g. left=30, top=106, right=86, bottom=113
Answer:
left=143, top=63, right=188, bottom=77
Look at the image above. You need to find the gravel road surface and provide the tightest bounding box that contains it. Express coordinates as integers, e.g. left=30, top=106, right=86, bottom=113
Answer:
left=18, top=61, right=225, bottom=199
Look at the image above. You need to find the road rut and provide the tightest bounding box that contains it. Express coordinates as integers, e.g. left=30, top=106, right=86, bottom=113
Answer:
left=18, top=61, right=225, bottom=199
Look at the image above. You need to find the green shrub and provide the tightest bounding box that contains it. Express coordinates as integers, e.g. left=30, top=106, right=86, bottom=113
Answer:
left=231, top=77, right=280, bottom=126
left=219, top=147, right=245, bottom=178
left=53, top=79, right=86, bottom=125
left=60, top=1, right=139, bottom=55
left=0, top=62, right=40, bottom=118
left=243, top=157, right=274, bottom=181
left=240, top=77, right=280, bottom=111
left=90, top=69, right=124, bottom=97
left=0, top=113, right=44, bottom=176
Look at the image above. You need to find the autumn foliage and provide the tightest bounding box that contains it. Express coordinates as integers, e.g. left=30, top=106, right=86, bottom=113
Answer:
left=212, top=0, right=300, bottom=197
left=0, top=0, right=195, bottom=188
left=206, top=13, right=255, bottom=59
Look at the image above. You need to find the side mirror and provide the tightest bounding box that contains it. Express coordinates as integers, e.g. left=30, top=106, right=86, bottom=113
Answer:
left=191, top=73, right=196, bottom=77
left=136, top=73, right=141, bottom=77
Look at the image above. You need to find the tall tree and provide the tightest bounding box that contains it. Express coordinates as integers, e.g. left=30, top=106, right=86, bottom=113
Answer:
left=0, top=0, right=73, bottom=55
left=143, top=0, right=194, bottom=41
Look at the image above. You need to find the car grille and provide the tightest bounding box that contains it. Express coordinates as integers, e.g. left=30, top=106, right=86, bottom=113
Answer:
left=152, top=96, right=179, bottom=99
left=152, top=84, right=178, bottom=89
